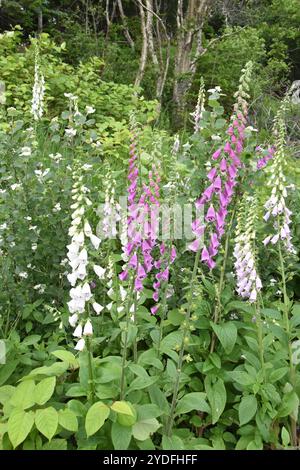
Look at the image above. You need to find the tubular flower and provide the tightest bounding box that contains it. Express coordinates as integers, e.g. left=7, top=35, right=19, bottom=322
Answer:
left=119, top=118, right=161, bottom=293
left=263, top=101, right=296, bottom=254
left=256, top=146, right=275, bottom=170
left=233, top=195, right=262, bottom=302
left=66, top=164, right=101, bottom=350
left=189, top=61, right=253, bottom=269
left=102, top=167, right=121, bottom=239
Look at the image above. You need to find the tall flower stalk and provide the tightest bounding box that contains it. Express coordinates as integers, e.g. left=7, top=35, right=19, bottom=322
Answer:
left=66, top=163, right=101, bottom=401
left=262, top=100, right=297, bottom=445
left=189, top=61, right=253, bottom=270
left=31, top=41, right=45, bottom=122
left=233, top=195, right=265, bottom=377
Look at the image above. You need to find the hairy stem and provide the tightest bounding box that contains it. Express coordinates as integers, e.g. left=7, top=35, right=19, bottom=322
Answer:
left=278, top=240, right=297, bottom=447
left=86, top=336, right=96, bottom=402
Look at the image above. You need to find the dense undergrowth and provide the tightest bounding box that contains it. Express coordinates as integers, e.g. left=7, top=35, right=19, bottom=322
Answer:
left=0, top=30, right=300, bottom=451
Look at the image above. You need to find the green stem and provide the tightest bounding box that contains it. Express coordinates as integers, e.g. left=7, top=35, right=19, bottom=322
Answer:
left=86, top=336, right=96, bottom=402
left=120, top=275, right=135, bottom=400
left=278, top=240, right=297, bottom=447
left=166, top=249, right=201, bottom=436
left=156, top=280, right=168, bottom=358
left=133, top=290, right=138, bottom=363
left=255, top=301, right=265, bottom=382
left=210, top=208, right=236, bottom=353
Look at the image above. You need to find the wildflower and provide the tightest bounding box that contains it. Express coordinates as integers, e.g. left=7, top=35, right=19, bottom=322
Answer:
left=18, top=271, right=28, bottom=279
left=86, top=106, right=96, bottom=114
left=262, top=100, right=295, bottom=254
left=66, top=163, right=101, bottom=346
left=31, top=42, right=45, bottom=121
left=191, top=77, right=205, bottom=133
left=20, top=147, right=32, bottom=157
left=189, top=61, right=253, bottom=269
left=233, top=195, right=262, bottom=302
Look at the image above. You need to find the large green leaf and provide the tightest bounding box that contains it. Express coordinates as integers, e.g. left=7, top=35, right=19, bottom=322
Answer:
left=8, top=409, right=34, bottom=448
left=132, top=418, right=161, bottom=441
left=239, top=395, right=258, bottom=425
left=206, top=378, right=227, bottom=424
left=35, top=407, right=58, bottom=441
left=10, top=380, right=35, bottom=410
left=0, top=360, right=19, bottom=386
left=176, top=392, right=210, bottom=415
left=58, top=408, right=78, bottom=432
left=211, top=322, right=237, bottom=354
left=34, top=377, right=56, bottom=405
left=111, top=421, right=132, bottom=450
left=85, top=401, right=110, bottom=437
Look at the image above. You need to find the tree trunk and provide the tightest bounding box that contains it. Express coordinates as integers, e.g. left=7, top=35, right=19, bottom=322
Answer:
left=135, top=2, right=148, bottom=88
left=37, top=7, right=43, bottom=35
left=117, top=0, right=135, bottom=50
left=172, top=0, right=212, bottom=129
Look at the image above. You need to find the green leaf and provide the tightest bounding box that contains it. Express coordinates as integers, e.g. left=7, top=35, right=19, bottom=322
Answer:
left=35, top=407, right=58, bottom=441
left=278, top=391, right=299, bottom=421
left=58, top=408, right=78, bottom=432
left=26, top=362, right=69, bottom=379
left=206, top=378, right=227, bottom=424
left=65, top=385, right=87, bottom=397
left=51, top=350, right=79, bottom=368
left=111, top=421, right=132, bottom=450
left=10, top=380, right=35, bottom=410
left=22, top=335, right=41, bottom=346
left=111, top=401, right=134, bottom=416
left=239, top=395, right=258, bottom=426
left=281, top=426, right=290, bottom=447
left=132, top=418, right=161, bottom=441
left=85, top=402, right=110, bottom=437
left=228, top=370, right=255, bottom=386
left=127, top=375, right=158, bottom=392
left=8, top=409, right=34, bottom=448
left=162, top=435, right=185, bottom=450
left=211, top=322, right=237, bottom=354
left=176, top=392, right=210, bottom=415
left=34, top=377, right=56, bottom=406
left=0, top=360, right=19, bottom=386
left=136, top=404, right=162, bottom=420
left=269, top=367, right=288, bottom=383
left=0, top=385, right=15, bottom=405
left=42, top=439, right=67, bottom=450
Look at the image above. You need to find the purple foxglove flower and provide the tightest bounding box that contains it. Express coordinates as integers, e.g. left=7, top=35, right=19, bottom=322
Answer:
left=201, top=246, right=210, bottom=261
left=212, top=148, right=221, bottom=160
left=213, top=176, right=222, bottom=192
left=208, top=167, right=217, bottom=181
left=220, top=158, right=227, bottom=172
left=206, top=205, right=216, bottom=222
left=151, top=305, right=159, bottom=315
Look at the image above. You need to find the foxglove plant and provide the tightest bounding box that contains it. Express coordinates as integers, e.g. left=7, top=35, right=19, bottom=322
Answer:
left=262, top=99, right=297, bottom=446
left=191, top=77, right=205, bottom=133
left=66, top=164, right=101, bottom=352
left=189, top=61, right=253, bottom=270
left=234, top=194, right=266, bottom=382
left=233, top=195, right=262, bottom=303
left=167, top=62, right=254, bottom=435
left=262, top=102, right=295, bottom=254
left=31, top=42, right=45, bottom=122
